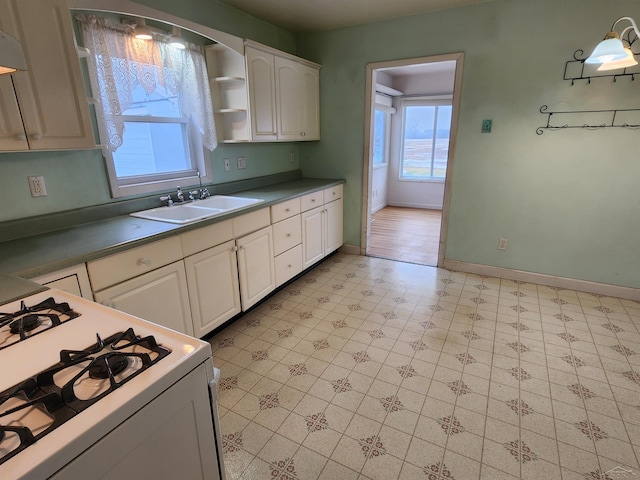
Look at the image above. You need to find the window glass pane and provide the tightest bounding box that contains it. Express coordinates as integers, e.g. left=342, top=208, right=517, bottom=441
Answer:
left=373, top=109, right=387, bottom=165
left=402, top=106, right=435, bottom=178
left=434, top=106, right=452, bottom=178
left=113, top=122, right=190, bottom=178
left=401, top=104, right=451, bottom=179
left=123, top=82, right=181, bottom=118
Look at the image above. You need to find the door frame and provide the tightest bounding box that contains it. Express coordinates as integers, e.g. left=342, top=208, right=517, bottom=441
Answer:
left=361, top=53, right=464, bottom=267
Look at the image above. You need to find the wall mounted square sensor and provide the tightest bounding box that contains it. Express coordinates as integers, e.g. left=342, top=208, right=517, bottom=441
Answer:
left=482, top=119, right=493, bottom=133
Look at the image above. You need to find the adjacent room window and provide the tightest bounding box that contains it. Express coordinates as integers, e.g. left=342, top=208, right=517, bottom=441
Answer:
left=400, top=97, right=452, bottom=180
left=77, top=15, right=217, bottom=197
left=372, top=108, right=389, bottom=166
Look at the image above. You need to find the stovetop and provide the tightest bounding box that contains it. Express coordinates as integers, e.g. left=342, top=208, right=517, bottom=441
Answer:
left=0, top=288, right=212, bottom=480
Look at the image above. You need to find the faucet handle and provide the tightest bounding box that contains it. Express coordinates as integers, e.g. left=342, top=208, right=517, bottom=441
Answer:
left=160, top=195, right=174, bottom=207
left=188, top=190, right=198, bottom=201
left=199, top=187, right=210, bottom=200
left=176, top=186, right=184, bottom=202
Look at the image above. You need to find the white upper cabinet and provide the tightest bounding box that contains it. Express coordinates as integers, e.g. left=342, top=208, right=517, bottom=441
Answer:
left=245, top=42, right=320, bottom=142
left=0, top=0, right=94, bottom=151
left=276, top=56, right=320, bottom=141
left=246, top=46, right=278, bottom=142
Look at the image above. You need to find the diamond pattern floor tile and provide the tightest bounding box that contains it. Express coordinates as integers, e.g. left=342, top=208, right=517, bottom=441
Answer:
left=211, top=253, right=640, bottom=479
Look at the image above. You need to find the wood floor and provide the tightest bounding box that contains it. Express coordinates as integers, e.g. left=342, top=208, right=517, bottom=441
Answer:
left=368, top=206, right=441, bottom=266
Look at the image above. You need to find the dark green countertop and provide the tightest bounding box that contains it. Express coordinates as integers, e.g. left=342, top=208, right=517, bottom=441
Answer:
left=0, top=177, right=344, bottom=279
left=0, top=274, right=48, bottom=305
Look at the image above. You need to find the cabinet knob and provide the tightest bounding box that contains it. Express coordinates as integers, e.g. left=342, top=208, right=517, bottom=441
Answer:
left=102, top=300, right=114, bottom=308
left=285, top=208, right=290, bottom=212
left=311, top=198, right=316, bottom=203
left=16, top=133, right=27, bottom=141
left=232, top=246, right=238, bottom=252
left=286, top=233, right=291, bottom=237
left=137, top=257, right=151, bottom=266
left=31, top=133, right=42, bottom=141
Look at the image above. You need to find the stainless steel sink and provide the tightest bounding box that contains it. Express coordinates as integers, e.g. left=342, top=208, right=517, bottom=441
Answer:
left=129, top=195, right=264, bottom=224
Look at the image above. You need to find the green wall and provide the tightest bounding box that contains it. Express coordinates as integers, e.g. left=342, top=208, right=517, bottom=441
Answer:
left=0, top=0, right=298, bottom=221
left=296, top=0, right=640, bottom=289
left=1, top=0, right=638, bottom=290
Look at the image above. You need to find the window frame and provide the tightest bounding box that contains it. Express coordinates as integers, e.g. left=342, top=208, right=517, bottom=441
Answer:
left=371, top=93, right=395, bottom=169
left=398, top=95, right=452, bottom=183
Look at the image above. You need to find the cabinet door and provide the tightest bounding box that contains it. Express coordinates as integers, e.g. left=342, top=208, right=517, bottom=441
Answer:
left=246, top=47, right=277, bottom=141
left=0, top=0, right=94, bottom=151
left=325, top=198, right=344, bottom=254
left=300, top=64, right=320, bottom=140
left=33, top=264, right=93, bottom=300
left=275, top=56, right=302, bottom=141
left=93, top=262, right=194, bottom=336
left=0, top=76, right=28, bottom=150
left=185, top=240, right=241, bottom=337
left=236, top=226, right=275, bottom=310
left=301, top=206, right=325, bottom=269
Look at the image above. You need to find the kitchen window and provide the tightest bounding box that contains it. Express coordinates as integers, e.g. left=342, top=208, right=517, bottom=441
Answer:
left=78, top=15, right=217, bottom=198
left=400, top=97, right=452, bottom=180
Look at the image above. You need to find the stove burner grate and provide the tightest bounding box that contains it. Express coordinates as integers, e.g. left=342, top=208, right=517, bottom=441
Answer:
left=0, top=328, right=170, bottom=466
left=0, top=297, right=80, bottom=350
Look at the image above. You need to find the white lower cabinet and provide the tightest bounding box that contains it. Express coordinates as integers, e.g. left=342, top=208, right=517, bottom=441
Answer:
left=92, top=261, right=194, bottom=336
left=236, top=226, right=276, bottom=310
left=301, top=187, right=344, bottom=269
left=85, top=189, right=342, bottom=337
left=184, top=240, right=241, bottom=338
left=32, top=264, right=93, bottom=300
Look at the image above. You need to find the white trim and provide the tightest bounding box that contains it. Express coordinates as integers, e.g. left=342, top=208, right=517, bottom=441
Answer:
left=388, top=202, right=442, bottom=210
left=68, top=0, right=244, bottom=53
left=443, top=259, right=640, bottom=302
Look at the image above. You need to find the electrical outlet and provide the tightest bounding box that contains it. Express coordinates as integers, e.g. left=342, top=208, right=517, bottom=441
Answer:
left=290, top=152, right=295, bottom=164
left=482, top=119, right=492, bottom=133
left=497, top=237, right=508, bottom=250
left=223, top=158, right=230, bottom=172
left=28, top=176, right=48, bottom=197
left=237, top=156, right=246, bottom=170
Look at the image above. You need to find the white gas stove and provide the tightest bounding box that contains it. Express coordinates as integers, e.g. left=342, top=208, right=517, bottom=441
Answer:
left=0, top=288, right=225, bottom=480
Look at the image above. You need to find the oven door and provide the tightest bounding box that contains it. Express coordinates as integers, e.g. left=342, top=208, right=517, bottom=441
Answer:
left=50, top=363, right=222, bottom=480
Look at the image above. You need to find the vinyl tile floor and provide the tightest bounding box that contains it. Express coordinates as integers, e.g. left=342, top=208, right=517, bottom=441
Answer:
left=209, top=253, right=640, bottom=480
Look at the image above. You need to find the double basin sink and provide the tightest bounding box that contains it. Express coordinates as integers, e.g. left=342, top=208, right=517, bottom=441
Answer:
left=130, top=195, right=265, bottom=225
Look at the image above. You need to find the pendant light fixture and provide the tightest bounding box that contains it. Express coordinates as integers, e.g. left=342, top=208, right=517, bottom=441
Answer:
left=170, top=26, right=187, bottom=50
left=134, top=17, right=153, bottom=40
left=585, top=16, right=639, bottom=68
left=0, top=29, right=27, bottom=75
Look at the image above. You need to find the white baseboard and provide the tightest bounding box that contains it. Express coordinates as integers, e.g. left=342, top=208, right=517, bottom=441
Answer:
left=389, top=202, right=443, bottom=210
left=443, top=259, right=640, bottom=302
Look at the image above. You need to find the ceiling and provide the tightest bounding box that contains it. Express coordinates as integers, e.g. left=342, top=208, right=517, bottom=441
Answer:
left=217, top=0, right=494, bottom=33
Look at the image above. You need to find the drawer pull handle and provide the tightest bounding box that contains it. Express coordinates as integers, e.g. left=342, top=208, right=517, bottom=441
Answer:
left=311, top=199, right=316, bottom=202
left=137, top=257, right=151, bottom=266
left=285, top=208, right=290, bottom=212
left=288, top=264, right=292, bottom=268
left=286, top=233, right=292, bottom=237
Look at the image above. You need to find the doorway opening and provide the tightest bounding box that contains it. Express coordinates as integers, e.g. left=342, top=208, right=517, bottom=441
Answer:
left=361, top=54, right=464, bottom=267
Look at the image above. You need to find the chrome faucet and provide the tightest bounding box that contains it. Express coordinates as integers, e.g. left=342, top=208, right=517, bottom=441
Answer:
left=188, top=190, right=199, bottom=201
left=196, top=172, right=210, bottom=200
left=176, top=186, right=184, bottom=202
left=159, top=195, right=174, bottom=207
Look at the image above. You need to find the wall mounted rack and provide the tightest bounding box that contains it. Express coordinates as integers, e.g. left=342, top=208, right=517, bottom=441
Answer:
left=537, top=105, right=640, bottom=134
left=564, top=49, right=640, bottom=84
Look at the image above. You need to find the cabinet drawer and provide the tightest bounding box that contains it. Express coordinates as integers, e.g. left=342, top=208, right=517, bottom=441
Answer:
left=275, top=244, right=302, bottom=287
left=180, top=219, right=233, bottom=257
left=232, top=207, right=270, bottom=238
left=271, top=197, right=300, bottom=223
left=323, top=185, right=343, bottom=203
left=272, top=215, right=301, bottom=256
left=88, top=236, right=183, bottom=292
left=300, top=191, right=323, bottom=212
